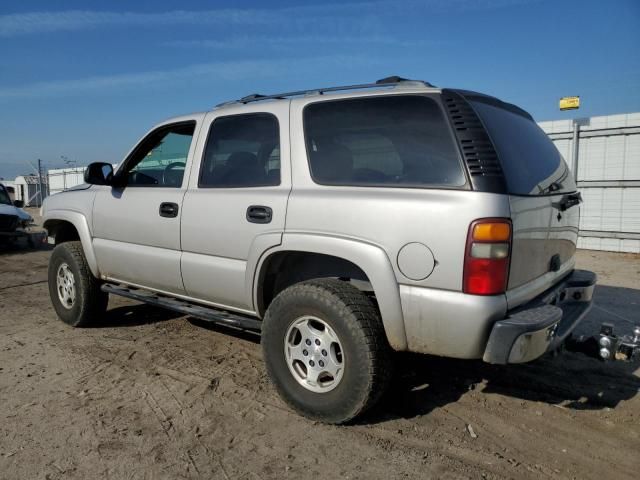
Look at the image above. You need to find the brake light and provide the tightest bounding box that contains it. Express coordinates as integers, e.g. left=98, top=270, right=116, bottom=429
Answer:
left=463, top=219, right=512, bottom=295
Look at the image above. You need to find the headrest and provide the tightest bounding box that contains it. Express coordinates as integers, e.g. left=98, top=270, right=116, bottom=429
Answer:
left=226, top=151, right=259, bottom=169
left=311, top=142, right=353, bottom=182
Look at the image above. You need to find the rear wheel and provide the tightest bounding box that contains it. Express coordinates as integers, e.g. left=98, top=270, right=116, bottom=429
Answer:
left=261, top=278, right=393, bottom=424
left=48, top=241, right=108, bottom=327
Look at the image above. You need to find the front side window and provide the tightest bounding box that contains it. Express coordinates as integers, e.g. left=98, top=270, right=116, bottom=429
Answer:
left=199, top=113, right=280, bottom=188
left=123, top=122, right=195, bottom=187
left=304, top=95, right=465, bottom=188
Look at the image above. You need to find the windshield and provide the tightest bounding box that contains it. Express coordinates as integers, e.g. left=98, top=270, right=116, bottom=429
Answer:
left=0, top=186, right=12, bottom=205
left=470, top=99, right=577, bottom=196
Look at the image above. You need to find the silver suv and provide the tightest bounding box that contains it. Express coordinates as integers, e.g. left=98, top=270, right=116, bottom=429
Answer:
left=43, top=77, right=596, bottom=423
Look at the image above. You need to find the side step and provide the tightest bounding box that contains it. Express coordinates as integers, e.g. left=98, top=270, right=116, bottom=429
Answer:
left=101, top=283, right=262, bottom=332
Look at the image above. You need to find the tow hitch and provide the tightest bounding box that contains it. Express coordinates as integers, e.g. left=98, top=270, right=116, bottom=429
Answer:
left=598, top=323, right=640, bottom=361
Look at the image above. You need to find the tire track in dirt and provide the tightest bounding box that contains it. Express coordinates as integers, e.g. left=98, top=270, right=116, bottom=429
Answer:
left=2, top=248, right=640, bottom=479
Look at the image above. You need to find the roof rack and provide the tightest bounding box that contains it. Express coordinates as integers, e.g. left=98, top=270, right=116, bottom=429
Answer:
left=217, top=76, right=435, bottom=107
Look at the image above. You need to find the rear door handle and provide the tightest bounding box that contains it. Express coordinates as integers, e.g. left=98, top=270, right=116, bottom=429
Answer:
left=246, top=205, right=272, bottom=224
left=159, top=202, right=179, bottom=218
left=553, top=192, right=582, bottom=211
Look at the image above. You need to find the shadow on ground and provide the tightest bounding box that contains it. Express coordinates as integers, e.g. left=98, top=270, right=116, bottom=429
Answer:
left=94, top=303, right=184, bottom=328
left=0, top=241, right=52, bottom=256
left=575, top=285, right=640, bottom=336
left=95, top=282, right=640, bottom=425
left=363, top=283, right=640, bottom=424
left=362, top=348, right=640, bottom=425
left=187, top=318, right=261, bottom=344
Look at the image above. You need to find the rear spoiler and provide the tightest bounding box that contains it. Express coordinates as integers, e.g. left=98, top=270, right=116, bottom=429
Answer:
left=451, top=89, right=534, bottom=121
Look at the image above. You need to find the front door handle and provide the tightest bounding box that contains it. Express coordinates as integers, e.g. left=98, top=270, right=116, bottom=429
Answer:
left=159, top=202, right=179, bottom=218
left=246, top=205, right=272, bottom=224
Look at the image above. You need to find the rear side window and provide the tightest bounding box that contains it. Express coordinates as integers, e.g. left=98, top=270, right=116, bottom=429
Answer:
left=470, top=100, right=577, bottom=195
left=199, top=113, right=280, bottom=188
left=304, top=96, right=465, bottom=187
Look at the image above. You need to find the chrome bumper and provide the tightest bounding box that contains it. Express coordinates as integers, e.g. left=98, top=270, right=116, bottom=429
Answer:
left=483, top=269, right=597, bottom=364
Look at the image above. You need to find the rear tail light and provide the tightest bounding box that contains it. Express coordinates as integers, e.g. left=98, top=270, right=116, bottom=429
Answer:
left=463, top=218, right=512, bottom=295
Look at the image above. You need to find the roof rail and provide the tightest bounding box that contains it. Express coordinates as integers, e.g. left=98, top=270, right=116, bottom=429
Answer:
left=217, top=76, right=435, bottom=107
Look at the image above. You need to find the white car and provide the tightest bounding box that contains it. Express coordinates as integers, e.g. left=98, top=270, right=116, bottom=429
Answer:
left=0, top=183, right=34, bottom=245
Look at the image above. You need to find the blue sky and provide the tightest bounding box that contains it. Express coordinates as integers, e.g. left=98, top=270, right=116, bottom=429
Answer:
left=1, top=0, right=639, bottom=179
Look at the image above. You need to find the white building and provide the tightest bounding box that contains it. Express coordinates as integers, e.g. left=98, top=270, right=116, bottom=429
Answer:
left=14, top=175, right=49, bottom=207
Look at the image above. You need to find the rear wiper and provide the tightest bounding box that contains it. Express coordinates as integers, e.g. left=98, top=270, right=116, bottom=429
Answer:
left=546, top=181, right=562, bottom=193
left=553, top=192, right=582, bottom=211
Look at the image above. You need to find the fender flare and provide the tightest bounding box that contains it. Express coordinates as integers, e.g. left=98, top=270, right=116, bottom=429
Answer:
left=43, top=210, right=100, bottom=278
left=253, top=233, right=408, bottom=351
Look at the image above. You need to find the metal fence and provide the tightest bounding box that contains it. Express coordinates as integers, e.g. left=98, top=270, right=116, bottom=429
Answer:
left=48, top=167, right=86, bottom=195
left=539, top=113, right=640, bottom=253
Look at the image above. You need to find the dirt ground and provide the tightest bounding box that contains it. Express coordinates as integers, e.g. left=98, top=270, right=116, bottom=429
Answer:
left=1, top=210, right=639, bottom=479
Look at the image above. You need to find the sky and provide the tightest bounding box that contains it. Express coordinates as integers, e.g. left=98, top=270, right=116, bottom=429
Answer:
left=0, top=0, right=639, bottom=179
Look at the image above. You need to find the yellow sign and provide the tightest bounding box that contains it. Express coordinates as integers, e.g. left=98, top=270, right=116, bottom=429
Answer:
left=559, top=96, right=580, bottom=110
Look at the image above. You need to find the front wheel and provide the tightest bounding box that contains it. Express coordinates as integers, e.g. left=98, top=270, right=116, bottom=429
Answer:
left=261, top=279, right=393, bottom=424
left=48, top=241, right=108, bottom=327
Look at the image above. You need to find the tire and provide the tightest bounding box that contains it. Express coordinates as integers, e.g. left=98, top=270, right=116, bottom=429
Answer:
left=262, top=278, right=393, bottom=424
left=48, top=241, right=108, bottom=327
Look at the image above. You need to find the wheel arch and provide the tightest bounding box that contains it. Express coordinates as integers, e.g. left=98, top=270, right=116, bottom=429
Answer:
left=253, top=234, right=407, bottom=351
left=43, top=211, right=100, bottom=277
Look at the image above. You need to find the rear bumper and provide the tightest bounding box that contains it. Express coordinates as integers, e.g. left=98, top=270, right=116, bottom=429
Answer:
left=483, top=269, right=596, bottom=364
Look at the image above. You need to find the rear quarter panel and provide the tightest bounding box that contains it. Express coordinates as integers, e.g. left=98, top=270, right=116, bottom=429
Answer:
left=285, top=188, right=511, bottom=291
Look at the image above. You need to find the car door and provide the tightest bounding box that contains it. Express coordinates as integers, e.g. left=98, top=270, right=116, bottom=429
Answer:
left=180, top=102, right=291, bottom=313
left=92, top=116, right=202, bottom=294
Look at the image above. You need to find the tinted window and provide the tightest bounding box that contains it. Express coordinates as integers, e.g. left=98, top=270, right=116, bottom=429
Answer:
left=199, top=114, right=280, bottom=188
left=470, top=100, right=577, bottom=195
left=125, top=122, right=195, bottom=188
left=0, top=186, right=11, bottom=205
left=304, top=96, right=465, bottom=187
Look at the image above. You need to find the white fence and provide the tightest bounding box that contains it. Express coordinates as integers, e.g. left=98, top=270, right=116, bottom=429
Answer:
left=48, top=167, right=86, bottom=195
left=539, top=113, right=640, bottom=253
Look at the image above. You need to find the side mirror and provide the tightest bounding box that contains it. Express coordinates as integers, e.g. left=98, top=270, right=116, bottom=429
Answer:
left=84, top=162, right=114, bottom=186
left=13, top=200, right=24, bottom=208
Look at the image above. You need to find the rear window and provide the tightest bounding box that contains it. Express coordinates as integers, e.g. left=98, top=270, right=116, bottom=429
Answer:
left=470, top=99, right=577, bottom=196
left=303, top=96, right=466, bottom=188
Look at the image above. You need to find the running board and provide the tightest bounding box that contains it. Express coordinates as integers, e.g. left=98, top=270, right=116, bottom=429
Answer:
left=101, top=283, right=262, bottom=332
